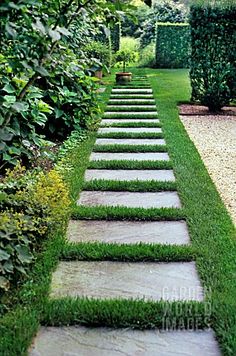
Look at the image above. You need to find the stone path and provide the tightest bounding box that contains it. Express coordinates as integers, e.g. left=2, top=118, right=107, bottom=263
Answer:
left=30, top=75, right=221, bottom=355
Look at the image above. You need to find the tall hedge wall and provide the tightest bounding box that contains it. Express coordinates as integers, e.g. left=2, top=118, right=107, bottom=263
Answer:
left=155, top=23, right=190, bottom=68
left=190, top=5, right=236, bottom=111
left=111, top=22, right=121, bottom=52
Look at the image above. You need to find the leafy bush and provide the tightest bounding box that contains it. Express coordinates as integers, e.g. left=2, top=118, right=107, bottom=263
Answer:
left=0, top=164, right=70, bottom=292
left=155, top=23, right=190, bottom=68
left=84, top=41, right=111, bottom=72
left=115, top=50, right=139, bottom=73
left=120, top=37, right=140, bottom=53
left=139, top=1, right=188, bottom=48
left=138, top=42, right=155, bottom=68
left=190, top=4, right=236, bottom=111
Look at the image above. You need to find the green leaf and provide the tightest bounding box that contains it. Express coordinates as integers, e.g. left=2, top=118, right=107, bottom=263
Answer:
left=12, top=102, right=29, bottom=112
left=32, top=18, right=46, bottom=35
left=2, top=84, right=15, bottom=94
left=4, top=95, right=16, bottom=104
left=48, top=29, right=61, bottom=42
left=35, top=66, right=50, bottom=77
left=57, top=27, right=71, bottom=36
left=55, top=107, right=64, bottom=118
left=5, top=22, right=17, bottom=38
left=0, top=129, right=14, bottom=141
left=15, top=245, right=33, bottom=264
left=0, top=248, right=10, bottom=262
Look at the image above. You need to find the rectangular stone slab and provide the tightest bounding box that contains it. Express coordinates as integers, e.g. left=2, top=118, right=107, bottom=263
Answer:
left=98, top=127, right=162, bottom=133
left=67, top=220, right=189, bottom=245
left=101, top=119, right=159, bottom=124
left=50, top=261, right=203, bottom=301
left=30, top=327, right=220, bottom=356
left=85, top=169, right=175, bottom=182
left=90, top=152, right=170, bottom=162
left=77, top=191, right=181, bottom=208
left=104, top=111, right=157, bottom=116
left=112, top=89, right=152, bottom=93
left=95, top=138, right=166, bottom=146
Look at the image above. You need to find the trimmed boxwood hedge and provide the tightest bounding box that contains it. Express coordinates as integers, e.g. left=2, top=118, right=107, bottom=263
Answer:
left=190, top=4, right=236, bottom=111
left=155, top=23, right=190, bottom=68
left=111, top=22, right=121, bottom=53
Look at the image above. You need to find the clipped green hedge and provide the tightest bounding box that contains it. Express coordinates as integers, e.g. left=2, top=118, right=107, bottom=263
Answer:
left=190, top=5, right=236, bottom=111
left=155, top=23, right=190, bottom=68
left=111, top=23, right=121, bottom=52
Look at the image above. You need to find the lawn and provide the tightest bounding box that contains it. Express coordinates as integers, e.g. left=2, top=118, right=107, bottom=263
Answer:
left=1, top=68, right=236, bottom=356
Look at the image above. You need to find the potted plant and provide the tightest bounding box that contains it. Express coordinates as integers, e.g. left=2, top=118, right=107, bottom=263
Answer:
left=115, top=49, right=137, bottom=84
left=84, top=40, right=111, bottom=81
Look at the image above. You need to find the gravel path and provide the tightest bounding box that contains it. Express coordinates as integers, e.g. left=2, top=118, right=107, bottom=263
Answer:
left=180, top=114, right=236, bottom=225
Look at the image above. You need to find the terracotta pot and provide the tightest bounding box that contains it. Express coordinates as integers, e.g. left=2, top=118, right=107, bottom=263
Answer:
left=95, top=70, right=103, bottom=80
left=116, top=72, right=132, bottom=84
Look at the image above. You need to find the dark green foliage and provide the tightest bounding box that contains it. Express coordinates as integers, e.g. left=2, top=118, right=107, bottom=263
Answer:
left=189, top=5, right=236, bottom=111
left=84, top=40, right=111, bottom=73
left=111, top=23, right=121, bottom=52
left=155, top=23, right=190, bottom=68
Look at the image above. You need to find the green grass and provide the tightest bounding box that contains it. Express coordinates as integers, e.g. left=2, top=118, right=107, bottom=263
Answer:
left=105, top=106, right=156, bottom=112
left=100, top=122, right=162, bottom=128
left=108, top=101, right=155, bottom=105
left=62, top=242, right=195, bottom=262
left=103, top=114, right=158, bottom=119
left=83, top=179, right=177, bottom=192
left=97, top=132, right=163, bottom=139
left=72, top=205, right=184, bottom=221
left=93, top=144, right=167, bottom=153
left=89, top=160, right=173, bottom=170
left=110, top=95, right=154, bottom=99
left=42, top=298, right=209, bottom=330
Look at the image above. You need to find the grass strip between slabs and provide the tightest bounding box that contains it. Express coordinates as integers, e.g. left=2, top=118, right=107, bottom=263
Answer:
left=83, top=179, right=177, bottom=192
left=102, top=114, right=158, bottom=119
left=72, top=205, right=184, bottom=221
left=97, top=132, right=164, bottom=139
left=93, top=144, right=167, bottom=153
left=104, top=106, right=156, bottom=112
left=89, top=159, right=173, bottom=170
left=62, top=242, right=195, bottom=262
left=42, top=298, right=210, bottom=330
left=100, top=122, right=162, bottom=128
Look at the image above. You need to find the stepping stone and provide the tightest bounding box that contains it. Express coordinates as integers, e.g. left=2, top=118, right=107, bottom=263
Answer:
left=50, top=261, right=203, bottom=301
left=77, top=191, right=180, bottom=208
left=30, top=327, right=220, bottom=356
left=112, top=89, right=152, bottom=93
left=107, top=105, right=156, bottom=109
left=98, top=127, right=162, bottom=133
left=67, top=220, right=189, bottom=244
left=104, top=111, right=157, bottom=116
left=101, top=119, right=159, bottom=124
left=90, top=152, right=169, bottom=162
left=95, top=138, right=166, bottom=146
left=85, top=169, right=175, bottom=182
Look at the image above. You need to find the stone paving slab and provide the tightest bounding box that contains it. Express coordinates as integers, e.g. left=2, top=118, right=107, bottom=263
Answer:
left=77, top=191, right=181, bottom=208
left=107, top=105, right=156, bottom=109
left=85, top=169, right=175, bottom=182
left=112, top=89, right=152, bottom=93
left=104, top=111, right=157, bottom=116
left=30, top=327, right=220, bottom=356
left=98, top=127, right=162, bottom=133
left=95, top=138, right=166, bottom=146
left=101, top=119, right=159, bottom=124
left=50, top=261, right=203, bottom=301
left=67, top=220, right=189, bottom=244
left=90, top=152, right=169, bottom=162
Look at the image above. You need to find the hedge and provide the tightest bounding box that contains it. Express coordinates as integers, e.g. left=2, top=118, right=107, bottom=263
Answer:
left=190, top=5, right=236, bottom=111
left=155, top=23, right=190, bottom=69
left=111, top=22, right=121, bottom=52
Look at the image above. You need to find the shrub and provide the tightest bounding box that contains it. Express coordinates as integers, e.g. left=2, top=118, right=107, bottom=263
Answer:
left=155, top=23, right=190, bottom=68
left=138, top=42, right=155, bottom=68
left=111, top=23, right=121, bottom=52
left=0, top=163, right=70, bottom=291
left=84, top=41, right=111, bottom=72
left=190, top=4, right=236, bottom=111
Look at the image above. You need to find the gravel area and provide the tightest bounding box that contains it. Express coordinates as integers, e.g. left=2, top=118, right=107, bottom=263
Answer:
left=180, top=114, right=236, bottom=225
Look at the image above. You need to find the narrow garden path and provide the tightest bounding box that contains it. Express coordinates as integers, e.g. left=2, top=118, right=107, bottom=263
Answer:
left=30, top=74, right=221, bottom=355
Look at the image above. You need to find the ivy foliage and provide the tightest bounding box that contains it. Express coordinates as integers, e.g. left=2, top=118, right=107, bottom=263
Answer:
left=0, top=0, right=133, bottom=172
left=190, top=4, right=236, bottom=111
left=155, top=23, right=190, bottom=68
